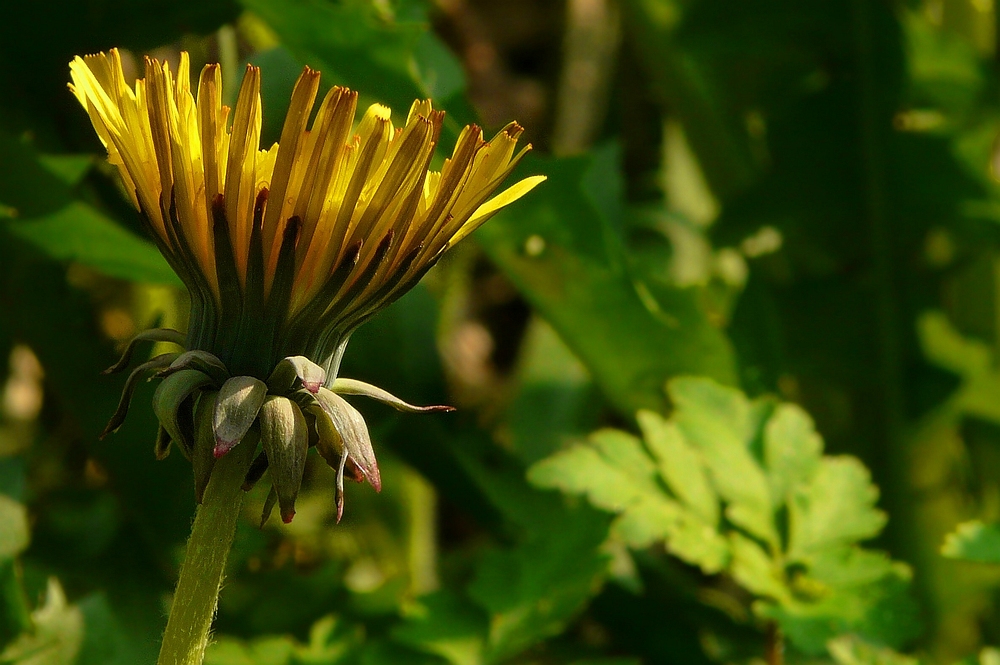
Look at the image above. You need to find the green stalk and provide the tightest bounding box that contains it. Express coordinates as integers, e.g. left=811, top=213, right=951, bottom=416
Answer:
left=157, top=441, right=256, bottom=665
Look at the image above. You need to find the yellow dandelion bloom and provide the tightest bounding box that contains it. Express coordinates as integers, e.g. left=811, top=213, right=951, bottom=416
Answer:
left=69, top=48, right=543, bottom=377
left=72, top=48, right=544, bottom=523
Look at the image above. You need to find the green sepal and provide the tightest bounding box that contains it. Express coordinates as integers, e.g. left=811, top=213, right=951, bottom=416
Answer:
left=158, top=350, right=230, bottom=387
left=243, top=451, right=269, bottom=491
left=193, top=391, right=219, bottom=503
left=213, top=375, right=268, bottom=458
left=303, top=398, right=344, bottom=468
left=258, top=396, right=309, bottom=523
left=103, top=328, right=185, bottom=375
left=260, top=485, right=278, bottom=528
left=101, top=352, right=180, bottom=439
left=267, top=356, right=326, bottom=395
left=331, top=377, right=454, bottom=413
left=154, top=425, right=171, bottom=461
left=315, top=387, right=380, bottom=492
left=152, top=369, right=213, bottom=456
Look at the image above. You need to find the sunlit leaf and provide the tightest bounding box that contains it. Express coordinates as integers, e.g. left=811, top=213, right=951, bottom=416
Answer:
left=942, top=521, right=1000, bottom=565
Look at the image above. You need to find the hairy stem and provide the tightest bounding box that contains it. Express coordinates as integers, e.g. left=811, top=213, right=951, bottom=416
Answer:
left=157, top=441, right=255, bottom=665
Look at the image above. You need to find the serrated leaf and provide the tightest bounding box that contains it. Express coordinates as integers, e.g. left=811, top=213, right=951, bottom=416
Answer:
left=941, top=520, right=1000, bottom=564
left=787, top=457, right=887, bottom=562
left=610, top=494, right=683, bottom=549
left=528, top=431, right=656, bottom=512
left=764, top=404, right=823, bottom=506
left=637, top=410, right=718, bottom=524
left=729, top=533, right=789, bottom=602
left=758, top=548, right=917, bottom=655
left=670, top=377, right=777, bottom=545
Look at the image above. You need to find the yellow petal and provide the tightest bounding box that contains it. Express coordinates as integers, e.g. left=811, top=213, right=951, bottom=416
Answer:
left=449, top=175, right=547, bottom=246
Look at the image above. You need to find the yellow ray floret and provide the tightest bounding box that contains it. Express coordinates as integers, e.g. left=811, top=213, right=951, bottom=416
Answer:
left=68, top=49, right=545, bottom=315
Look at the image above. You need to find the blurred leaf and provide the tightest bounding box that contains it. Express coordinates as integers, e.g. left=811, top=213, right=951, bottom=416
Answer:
left=530, top=377, right=918, bottom=655
left=205, top=637, right=295, bottom=665
left=828, top=634, right=919, bottom=665
left=759, top=550, right=917, bottom=654
left=0, top=134, right=177, bottom=285
left=207, top=615, right=359, bottom=665
left=670, top=378, right=776, bottom=545
left=918, top=311, right=1000, bottom=426
left=8, top=202, right=178, bottom=286
left=0, top=580, right=82, bottom=665
left=942, top=521, right=1000, bottom=564
left=392, top=591, right=486, bottom=665
left=622, top=0, right=758, bottom=199
left=241, top=0, right=466, bottom=123
left=787, top=456, right=887, bottom=560
left=0, top=495, right=28, bottom=559
left=75, top=595, right=140, bottom=665
left=505, top=319, right=599, bottom=466
left=478, top=148, right=738, bottom=416
left=904, top=12, right=984, bottom=113
left=467, top=505, right=610, bottom=663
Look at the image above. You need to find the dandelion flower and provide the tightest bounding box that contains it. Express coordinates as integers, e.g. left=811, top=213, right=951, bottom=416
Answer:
left=70, top=49, right=544, bottom=522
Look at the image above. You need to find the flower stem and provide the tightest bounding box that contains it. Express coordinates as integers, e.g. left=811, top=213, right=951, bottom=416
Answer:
left=157, top=441, right=256, bottom=665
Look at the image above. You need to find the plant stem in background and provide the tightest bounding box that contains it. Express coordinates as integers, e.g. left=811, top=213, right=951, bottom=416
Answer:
left=156, top=442, right=256, bottom=665
left=765, top=622, right=784, bottom=665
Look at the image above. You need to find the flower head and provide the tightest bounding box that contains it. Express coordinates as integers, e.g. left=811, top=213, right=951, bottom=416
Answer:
left=71, top=49, right=543, bottom=521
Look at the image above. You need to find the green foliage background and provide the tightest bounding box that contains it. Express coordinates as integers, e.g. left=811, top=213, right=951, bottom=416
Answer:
left=4, top=0, right=1000, bottom=663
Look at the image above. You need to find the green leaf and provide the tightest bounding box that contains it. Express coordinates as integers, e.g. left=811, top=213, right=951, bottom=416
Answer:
left=763, top=404, right=822, bottom=508
left=528, top=422, right=729, bottom=572
left=942, top=521, right=1000, bottom=564
left=206, top=615, right=359, bottom=665
left=76, top=595, right=141, bottom=665
left=477, top=148, right=738, bottom=416
left=669, top=377, right=777, bottom=546
left=0, top=495, right=28, bottom=560
left=213, top=376, right=269, bottom=456
left=918, top=311, right=992, bottom=379
left=729, top=533, right=789, bottom=602
left=787, top=457, right=887, bottom=562
left=530, top=376, right=918, bottom=654
left=759, top=557, right=917, bottom=656
left=505, top=318, right=598, bottom=466
left=205, top=636, right=295, bottom=665
left=637, top=410, right=718, bottom=525
left=0, top=133, right=177, bottom=285
left=528, top=431, right=660, bottom=513
left=242, top=0, right=462, bottom=119
left=467, top=507, right=610, bottom=663
left=827, top=635, right=919, bottom=665
left=392, top=591, right=487, bottom=665
left=0, top=580, right=83, bottom=665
